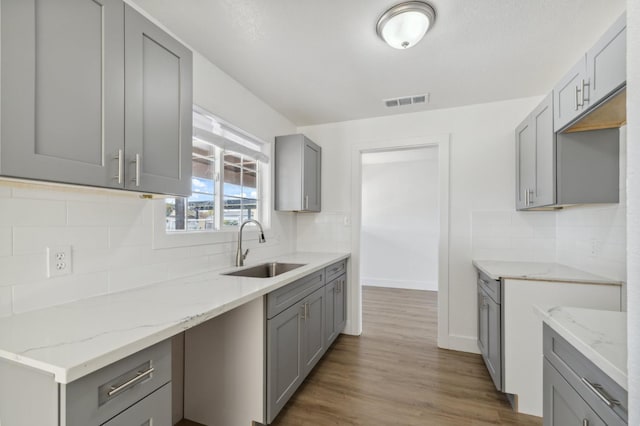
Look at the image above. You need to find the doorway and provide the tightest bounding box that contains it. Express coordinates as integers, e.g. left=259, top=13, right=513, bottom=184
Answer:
left=348, top=135, right=450, bottom=348
left=360, top=147, right=439, bottom=292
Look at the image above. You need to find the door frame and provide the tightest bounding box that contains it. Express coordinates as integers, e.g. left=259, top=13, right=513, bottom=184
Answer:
left=347, top=134, right=451, bottom=348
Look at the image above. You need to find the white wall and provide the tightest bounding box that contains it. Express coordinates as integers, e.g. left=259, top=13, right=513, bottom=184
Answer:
left=297, top=96, right=544, bottom=349
left=0, top=50, right=296, bottom=317
left=361, top=148, right=439, bottom=291
left=626, top=0, right=639, bottom=422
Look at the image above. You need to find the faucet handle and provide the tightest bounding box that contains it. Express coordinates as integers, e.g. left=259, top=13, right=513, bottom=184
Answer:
left=243, top=249, right=249, bottom=260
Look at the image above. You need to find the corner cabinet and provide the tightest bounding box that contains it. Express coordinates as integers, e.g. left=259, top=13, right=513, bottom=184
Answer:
left=275, top=134, right=321, bottom=212
left=0, top=0, right=192, bottom=197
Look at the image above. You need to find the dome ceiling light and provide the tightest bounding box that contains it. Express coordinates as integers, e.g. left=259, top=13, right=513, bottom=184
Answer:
left=376, top=1, right=436, bottom=49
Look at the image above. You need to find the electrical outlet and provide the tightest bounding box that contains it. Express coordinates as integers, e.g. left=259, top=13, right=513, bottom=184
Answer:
left=47, top=246, right=72, bottom=278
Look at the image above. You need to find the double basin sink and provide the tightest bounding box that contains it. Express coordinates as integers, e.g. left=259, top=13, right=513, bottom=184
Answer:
left=223, top=262, right=306, bottom=278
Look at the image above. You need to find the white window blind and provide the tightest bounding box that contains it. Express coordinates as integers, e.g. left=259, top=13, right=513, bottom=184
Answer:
left=193, top=106, right=268, bottom=163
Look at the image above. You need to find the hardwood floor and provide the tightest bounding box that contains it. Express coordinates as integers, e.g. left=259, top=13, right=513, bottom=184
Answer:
left=271, top=286, right=542, bottom=426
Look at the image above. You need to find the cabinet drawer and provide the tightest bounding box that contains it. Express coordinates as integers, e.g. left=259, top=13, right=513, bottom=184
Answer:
left=477, top=271, right=500, bottom=304
left=325, top=260, right=346, bottom=283
left=267, top=269, right=325, bottom=319
left=102, top=383, right=171, bottom=426
left=61, top=340, right=171, bottom=426
left=543, top=325, right=627, bottom=424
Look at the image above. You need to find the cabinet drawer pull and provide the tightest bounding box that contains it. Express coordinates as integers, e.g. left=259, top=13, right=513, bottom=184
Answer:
left=132, top=153, right=141, bottom=187
left=581, top=377, right=620, bottom=408
left=108, top=366, right=155, bottom=397
left=114, top=149, right=123, bottom=184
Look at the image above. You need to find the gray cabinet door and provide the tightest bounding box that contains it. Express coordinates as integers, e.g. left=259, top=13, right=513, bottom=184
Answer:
left=325, top=279, right=337, bottom=345
left=326, top=275, right=347, bottom=346
left=0, top=0, right=125, bottom=188
left=124, top=5, right=192, bottom=196
left=543, top=359, right=606, bottom=426
left=586, top=13, right=626, bottom=107
left=515, top=116, right=535, bottom=210
left=335, top=276, right=347, bottom=335
left=302, top=138, right=321, bottom=212
left=531, top=94, right=555, bottom=208
left=477, top=287, right=489, bottom=357
left=302, top=287, right=325, bottom=376
left=553, top=57, right=588, bottom=131
left=267, top=301, right=304, bottom=424
left=485, top=292, right=502, bottom=390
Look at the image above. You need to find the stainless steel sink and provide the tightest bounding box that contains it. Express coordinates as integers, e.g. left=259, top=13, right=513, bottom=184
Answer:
left=223, top=262, right=306, bottom=278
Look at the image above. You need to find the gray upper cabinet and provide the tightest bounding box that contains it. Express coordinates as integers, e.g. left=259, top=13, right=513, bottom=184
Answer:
left=586, top=13, right=626, bottom=108
left=124, top=5, right=192, bottom=196
left=275, top=134, right=321, bottom=212
left=553, top=13, right=626, bottom=132
left=0, top=0, right=192, bottom=196
left=1, top=0, right=125, bottom=188
left=515, top=94, right=556, bottom=210
left=553, top=57, right=588, bottom=132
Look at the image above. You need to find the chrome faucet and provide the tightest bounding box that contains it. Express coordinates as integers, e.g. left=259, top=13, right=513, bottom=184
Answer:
left=235, top=219, right=266, bottom=267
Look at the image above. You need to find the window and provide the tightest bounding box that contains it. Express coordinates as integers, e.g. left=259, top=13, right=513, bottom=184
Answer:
left=165, top=106, right=268, bottom=233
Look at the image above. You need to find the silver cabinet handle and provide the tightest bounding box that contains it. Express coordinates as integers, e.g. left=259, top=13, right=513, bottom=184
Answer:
left=304, top=302, right=309, bottom=319
left=582, top=79, right=590, bottom=105
left=108, top=366, right=154, bottom=397
left=524, top=188, right=529, bottom=206
left=581, top=377, right=620, bottom=408
left=114, top=149, right=123, bottom=184
left=132, top=153, right=141, bottom=187
left=528, top=189, right=534, bottom=205
left=582, top=420, right=589, bottom=426
left=575, top=85, right=581, bottom=110
left=304, top=195, right=309, bottom=210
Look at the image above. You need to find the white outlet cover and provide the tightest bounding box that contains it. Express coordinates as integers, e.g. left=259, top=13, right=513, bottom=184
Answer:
left=47, top=245, right=72, bottom=278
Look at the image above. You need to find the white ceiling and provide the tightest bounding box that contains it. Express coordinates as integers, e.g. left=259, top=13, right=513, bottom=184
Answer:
left=130, top=0, right=626, bottom=126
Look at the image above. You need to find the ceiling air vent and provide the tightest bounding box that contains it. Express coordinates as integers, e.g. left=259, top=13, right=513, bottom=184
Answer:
left=384, top=93, right=429, bottom=108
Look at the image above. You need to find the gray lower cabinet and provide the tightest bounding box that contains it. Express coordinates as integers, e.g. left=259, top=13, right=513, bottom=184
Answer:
left=0, top=0, right=192, bottom=197
left=543, top=325, right=627, bottom=425
left=543, top=359, right=606, bottom=426
left=325, top=274, right=347, bottom=346
left=0, top=339, right=172, bottom=426
left=275, top=134, right=321, bottom=212
left=267, top=298, right=305, bottom=422
left=266, top=260, right=347, bottom=424
left=477, top=273, right=502, bottom=391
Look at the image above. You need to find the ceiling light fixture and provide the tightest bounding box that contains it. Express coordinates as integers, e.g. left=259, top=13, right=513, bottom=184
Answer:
left=376, top=1, right=436, bottom=49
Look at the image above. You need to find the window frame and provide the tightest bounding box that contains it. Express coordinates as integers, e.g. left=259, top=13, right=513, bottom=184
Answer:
left=152, top=107, right=272, bottom=250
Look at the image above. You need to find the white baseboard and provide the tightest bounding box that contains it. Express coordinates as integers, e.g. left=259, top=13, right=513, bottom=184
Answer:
left=440, top=334, right=480, bottom=354
left=361, top=278, right=437, bottom=291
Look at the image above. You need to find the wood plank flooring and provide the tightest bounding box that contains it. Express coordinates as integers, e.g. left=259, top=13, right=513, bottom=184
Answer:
left=271, top=286, right=542, bottom=426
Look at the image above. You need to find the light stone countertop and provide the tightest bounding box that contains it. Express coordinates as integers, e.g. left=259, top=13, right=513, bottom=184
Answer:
left=0, top=252, right=349, bottom=384
left=473, top=260, right=623, bottom=285
left=534, top=305, right=627, bottom=390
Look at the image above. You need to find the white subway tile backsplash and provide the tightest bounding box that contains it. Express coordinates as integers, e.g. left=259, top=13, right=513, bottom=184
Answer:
left=0, top=227, right=12, bottom=257
left=0, top=287, right=12, bottom=317
left=108, top=263, right=169, bottom=293
left=0, top=254, right=47, bottom=287
left=67, top=201, right=145, bottom=227
left=0, top=198, right=67, bottom=227
left=109, top=226, right=151, bottom=248
left=13, top=227, right=109, bottom=255
left=12, top=272, right=109, bottom=314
